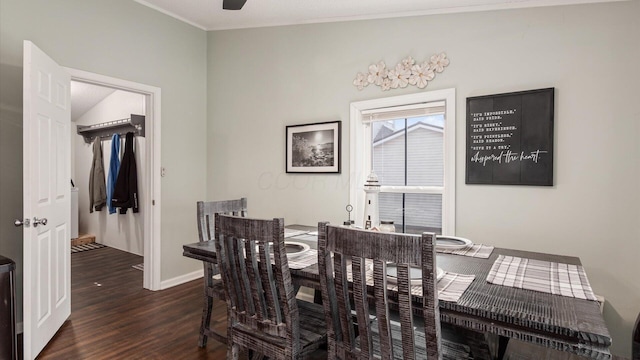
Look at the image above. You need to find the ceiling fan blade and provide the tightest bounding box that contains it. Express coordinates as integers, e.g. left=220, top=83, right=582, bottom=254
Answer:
left=223, top=0, right=247, bottom=10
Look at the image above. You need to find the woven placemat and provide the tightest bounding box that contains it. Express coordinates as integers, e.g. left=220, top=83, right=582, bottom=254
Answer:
left=486, top=255, right=598, bottom=301
left=437, top=244, right=494, bottom=258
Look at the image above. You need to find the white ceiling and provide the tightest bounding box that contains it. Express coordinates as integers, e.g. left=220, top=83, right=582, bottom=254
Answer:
left=133, top=0, right=625, bottom=31
left=70, top=81, right=116, bottom=122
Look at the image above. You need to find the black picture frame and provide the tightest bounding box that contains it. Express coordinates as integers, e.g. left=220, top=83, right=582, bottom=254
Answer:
left=466, top=88, right=554, bottom=186
left=286, top=121, right=341, bottom=174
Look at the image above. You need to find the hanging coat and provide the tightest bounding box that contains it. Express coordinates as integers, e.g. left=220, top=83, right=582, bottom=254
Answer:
left=107, top=133, right=121, bottom=214
left=111, top=132, right=139, bottom=214
left=89, top=137, right=107, bottom=213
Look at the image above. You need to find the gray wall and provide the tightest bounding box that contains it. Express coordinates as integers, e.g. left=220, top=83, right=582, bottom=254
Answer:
left=0, top=0, right=208, bottom=323
left=207, top=2, right=640, bottom=356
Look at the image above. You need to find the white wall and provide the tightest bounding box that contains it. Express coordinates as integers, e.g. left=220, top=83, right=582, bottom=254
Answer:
left=207, top=2, right=640, bottom=356
left=0, top=0, right=208, bottom=326
left=74, top=90, right=145, bottom=255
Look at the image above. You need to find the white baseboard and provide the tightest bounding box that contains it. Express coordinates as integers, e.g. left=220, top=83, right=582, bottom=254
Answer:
left=159, top=269, right=203, bottom=290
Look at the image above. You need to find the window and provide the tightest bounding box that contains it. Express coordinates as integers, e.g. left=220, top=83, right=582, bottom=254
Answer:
left=349, top=89, right=455, bottom=235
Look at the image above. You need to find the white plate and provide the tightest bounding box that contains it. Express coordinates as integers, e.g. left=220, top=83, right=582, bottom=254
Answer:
left=385, top=264, right=445, bottom=285
left=435, top=236, right=473, bottom=250
left=282, top=241, right=310, bottom=257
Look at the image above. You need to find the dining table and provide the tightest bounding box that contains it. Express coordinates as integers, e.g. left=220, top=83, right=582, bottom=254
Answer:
left=183, top=225, right=612, bottom=360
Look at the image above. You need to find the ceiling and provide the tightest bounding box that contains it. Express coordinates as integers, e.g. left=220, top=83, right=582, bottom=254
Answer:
left=70, top=81, right=116, bottom=122
left=133, top=0, right=624, bottom=31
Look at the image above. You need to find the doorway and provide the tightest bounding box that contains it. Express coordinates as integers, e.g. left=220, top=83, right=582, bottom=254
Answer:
left=71, top=82, right=145, bottom=259
left=66, top=68, right=161, bottom=291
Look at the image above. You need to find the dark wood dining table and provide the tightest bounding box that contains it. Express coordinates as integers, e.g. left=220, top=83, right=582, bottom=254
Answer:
left=183, top=225, right=612, bottom=359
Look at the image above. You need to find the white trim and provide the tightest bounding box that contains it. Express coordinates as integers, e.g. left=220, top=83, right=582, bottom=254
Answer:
left=350, top=88, right=456, bottom=235
left=381, top=185, right=444, bottom=194
left=442, top=90, right=456, bottom=235
left=133, top=0, right=207, bottom=31
left=361, top=101, right=445, bottom=116
left=160, top=269, right=204, bottom=290
left=171, top=0, right=628, bottom=31
left=64, top=67, right=162, bottom=291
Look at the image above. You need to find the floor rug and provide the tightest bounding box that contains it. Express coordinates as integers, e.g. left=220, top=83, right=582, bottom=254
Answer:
left=132, top=263, right=144, bottom=271
left=71, top=243, right=106, bottom=253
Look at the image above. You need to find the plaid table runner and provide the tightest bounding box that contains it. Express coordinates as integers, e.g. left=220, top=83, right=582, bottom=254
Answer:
left=286, top=251, right=474, bottom=303
left=345, top=261, right=475, bottom=303
left=436, top=244, right=494, bottom=258
left=486, top=255, right=598, bottom=301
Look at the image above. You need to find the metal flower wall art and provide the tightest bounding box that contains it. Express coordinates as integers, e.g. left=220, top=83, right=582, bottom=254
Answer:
left=353, top=53, right=450, bottom=91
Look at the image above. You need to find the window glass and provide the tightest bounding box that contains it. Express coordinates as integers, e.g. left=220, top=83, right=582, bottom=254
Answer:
left=372, top=115, right=444, bottom=187
left=372, top=120, right=405, bottom=186
left=407, top=116, right=444, bottom=187
left=379, top=192, right=442, bottom=234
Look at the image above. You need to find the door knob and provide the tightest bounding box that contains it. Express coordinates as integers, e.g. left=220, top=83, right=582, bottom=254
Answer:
left=33, top=217, right=48, bottom=227
left=14, top=218, right=31, bottom=227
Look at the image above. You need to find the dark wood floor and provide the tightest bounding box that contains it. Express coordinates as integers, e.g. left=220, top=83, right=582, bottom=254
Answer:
left=37, top=246, right=228, bottom=359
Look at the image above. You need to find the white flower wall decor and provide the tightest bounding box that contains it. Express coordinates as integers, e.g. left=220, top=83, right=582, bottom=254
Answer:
left=353, top=53, right=450, bottom=91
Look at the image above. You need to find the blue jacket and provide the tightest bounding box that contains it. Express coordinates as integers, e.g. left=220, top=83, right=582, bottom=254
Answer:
left=107, top=134, right=121, bottom=214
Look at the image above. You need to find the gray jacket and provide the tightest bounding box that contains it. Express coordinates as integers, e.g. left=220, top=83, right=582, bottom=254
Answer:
left=89, top=137, right=107, bottom=212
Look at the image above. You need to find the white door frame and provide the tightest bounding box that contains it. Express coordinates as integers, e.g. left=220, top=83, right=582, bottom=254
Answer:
left=65, top=67, right=162, bottom=291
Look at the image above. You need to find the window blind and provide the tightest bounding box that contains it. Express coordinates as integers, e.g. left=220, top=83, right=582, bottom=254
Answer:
left=361, top=101, right=445, bottom=123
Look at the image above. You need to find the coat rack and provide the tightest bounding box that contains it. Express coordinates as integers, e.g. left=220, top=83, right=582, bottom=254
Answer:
left=77, top=114, right=145, bottom=143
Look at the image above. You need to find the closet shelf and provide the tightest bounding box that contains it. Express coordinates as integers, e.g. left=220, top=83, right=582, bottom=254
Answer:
left=77, top=114, right=145, bottom=143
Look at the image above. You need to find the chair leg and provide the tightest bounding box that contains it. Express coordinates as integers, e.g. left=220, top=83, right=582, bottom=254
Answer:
left=229, top=343, right=240, bottom=360
left=198, top=293, right=214, bottom=347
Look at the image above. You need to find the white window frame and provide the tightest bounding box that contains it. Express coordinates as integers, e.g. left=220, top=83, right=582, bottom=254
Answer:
left=349, top=88, right=456, bottom=235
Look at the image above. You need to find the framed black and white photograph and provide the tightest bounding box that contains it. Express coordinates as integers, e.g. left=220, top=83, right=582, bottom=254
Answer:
left=286, top=121, right=341, bottom=173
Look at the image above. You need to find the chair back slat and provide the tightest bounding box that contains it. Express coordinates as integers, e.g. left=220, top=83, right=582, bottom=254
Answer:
left=318, top=222, right=342, bottom=357
left=243, top=239, right=265, bottom=320
left=333, top=253, right=356, bottom=351
left=318, top=222, right=442, bottom=360
left=396, top=263, right=416, bottom=360
left=372, top=260, right=393, bottom=360
left=256, top=241, right=282, bottom=323
left=352, top=256, right=373, bottom=358
left=215, top=214, right=301, bottom=354
left=422, top=243, right=442, bottom=359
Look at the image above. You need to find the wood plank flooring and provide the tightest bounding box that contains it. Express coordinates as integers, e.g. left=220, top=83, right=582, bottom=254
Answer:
left=37, top=246, right=228, bottom=359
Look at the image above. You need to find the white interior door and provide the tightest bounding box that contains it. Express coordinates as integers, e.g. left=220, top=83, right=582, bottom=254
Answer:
left=22, top=40, right=71, bottom=360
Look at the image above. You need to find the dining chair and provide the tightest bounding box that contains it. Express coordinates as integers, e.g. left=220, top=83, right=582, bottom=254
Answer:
left=317, top=222, right=471, bottom=360
left=214, top=214, right=327, bottom=359
left=196, top=198, right=247, bottom=347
